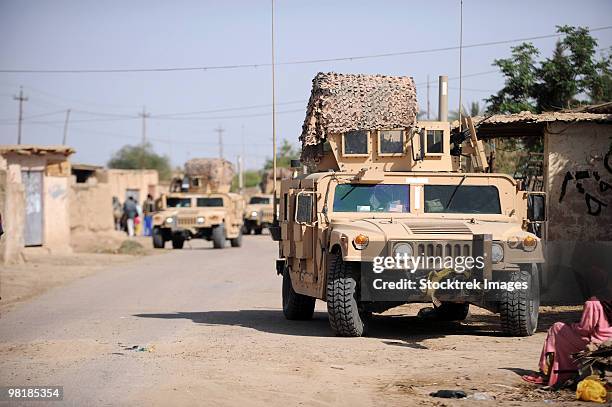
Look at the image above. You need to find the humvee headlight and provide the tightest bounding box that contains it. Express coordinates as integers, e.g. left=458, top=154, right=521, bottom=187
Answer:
left=251, top=211, right=259, bottom=217
left=196, top=216, right=205, bottom=224
left=353, top=234, right=369, bottom=250
left=523, top=235, right=537, bottom=251
left=507, top=236, right=520, bottom=249
left=491, top=243, right=504, bottom=263
left=393, top=242, right=413, bottom=258
left=165, top=217, right=174, bottom=224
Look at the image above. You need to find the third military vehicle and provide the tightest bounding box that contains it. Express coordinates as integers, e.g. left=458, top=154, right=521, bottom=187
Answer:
left=273, top=73, right=545, bottom=337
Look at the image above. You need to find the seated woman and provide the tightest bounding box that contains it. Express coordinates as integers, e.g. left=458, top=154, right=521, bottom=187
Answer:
left=523, top=264, right=612, bottom=387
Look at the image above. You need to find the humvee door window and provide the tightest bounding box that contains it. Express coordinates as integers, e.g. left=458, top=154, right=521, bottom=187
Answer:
left=249, top=197, right=270, bottom=204
left=333, top=184, right=409, bottom=213
left=426, top=130, right=444, bottom=153
left=166, top=197, right=192, bottom=208
left=379, top=130, right=404, bottom=154
left=343, top=130, right=369, bottom=155
left=197, top=197, right=224, bottom=207
left=424, top=185, right=501, bottom=214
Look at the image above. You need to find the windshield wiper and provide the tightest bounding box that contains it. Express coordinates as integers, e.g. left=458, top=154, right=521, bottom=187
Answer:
left=445, top=175, right=467, bottom=211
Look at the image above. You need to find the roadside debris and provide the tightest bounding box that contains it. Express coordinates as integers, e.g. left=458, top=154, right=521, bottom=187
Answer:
left=429, top=389, right=467, bottom=399
left=122, top=344, right=155, bottom=353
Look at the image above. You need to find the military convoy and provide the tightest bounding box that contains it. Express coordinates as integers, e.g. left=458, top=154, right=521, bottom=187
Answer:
left=273, top=73, right=546, bottom=337
left=152, top=158, right=245, bottom=249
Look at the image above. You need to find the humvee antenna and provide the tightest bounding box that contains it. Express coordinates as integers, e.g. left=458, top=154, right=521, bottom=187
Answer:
left=458, top=0, right=464, bottom=131
left=271, top=0, right=278, bottom=221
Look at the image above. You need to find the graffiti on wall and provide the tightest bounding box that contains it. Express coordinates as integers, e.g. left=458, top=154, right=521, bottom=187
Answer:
left=558, top=150, right=612, bottom=216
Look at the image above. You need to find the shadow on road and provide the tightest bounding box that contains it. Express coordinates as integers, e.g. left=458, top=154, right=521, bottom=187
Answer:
left=133, top=309, right=522, bottom=342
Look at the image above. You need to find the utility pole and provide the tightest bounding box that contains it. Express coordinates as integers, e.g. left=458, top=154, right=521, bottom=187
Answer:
left=214, top=126, right=225, bottom=159
left=426, top=75, right=430, bottom=120
left=13, top=86, right=28, bottom=144
left=237, top=155, right=244, bottom=194
left=139, top=106, right=150, bottom=169
left=139, top=106, right=150, bottom=145
left=62, top=109, right=71, bottom=145
left=271, top=0, right=277, bottom=217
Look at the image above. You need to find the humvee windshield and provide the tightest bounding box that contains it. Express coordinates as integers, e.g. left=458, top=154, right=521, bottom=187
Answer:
left=167, top=197, right=192, bottom=208
left=424, top=185, right=501, bottom=214
left=333, top=184, right=409, bottom=213
left=249, top=197, right=270, bottom=204
left=197, top=197, right=224, bottom=207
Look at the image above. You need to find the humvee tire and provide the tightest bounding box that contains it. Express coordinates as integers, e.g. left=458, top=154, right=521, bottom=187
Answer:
left=152, top=228, right=165, bottom=249
left=171, top=235, right=185, bottom=249
left=254, top=227, right=263, bottom=235
left=326, top=253, right=369, bottom=337
left=282, top=267, right=315, bottom=320
left=212, top=225, right=225, bottom=249
left=499, top=263, right=540, bottom=337
left=230, top=230, right=243, bottom=247
left=242, top=225, right=252, bottom=235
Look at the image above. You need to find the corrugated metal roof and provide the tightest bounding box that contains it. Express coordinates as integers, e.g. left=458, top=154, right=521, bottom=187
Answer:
left=452, top=111, right=612, bottom=129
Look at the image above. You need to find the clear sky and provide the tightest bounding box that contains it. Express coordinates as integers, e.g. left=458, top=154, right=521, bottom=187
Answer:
left=0, top=0, right=610, bottom=169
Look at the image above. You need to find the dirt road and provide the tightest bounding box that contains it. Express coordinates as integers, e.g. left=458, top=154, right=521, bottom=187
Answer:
left=1, top=236, right=581, bottom=406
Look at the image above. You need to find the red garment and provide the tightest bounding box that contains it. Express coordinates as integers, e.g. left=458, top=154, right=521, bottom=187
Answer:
left=539, top=298, right=612, bottom=387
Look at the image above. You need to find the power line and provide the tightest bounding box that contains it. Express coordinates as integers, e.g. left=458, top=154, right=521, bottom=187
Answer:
left=1, top=26, right=610, bottom=74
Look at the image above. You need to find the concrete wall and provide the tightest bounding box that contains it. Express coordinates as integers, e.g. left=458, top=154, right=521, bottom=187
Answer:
left=44, top=176, right=71, bottom=254
left=545, top=122, right=612, bottom=241
left=0, top=166, right=26, bottom=263
left=98, top=169, right=159, bottom=204
left=70, top=178, right=114, bottom=234
left=543, top=122, right=612, bottom=304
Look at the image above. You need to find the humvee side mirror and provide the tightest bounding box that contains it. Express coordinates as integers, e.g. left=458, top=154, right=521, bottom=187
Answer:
left=295, top=191, right=317, bottom=226
left=527, top=192, right=546, bottom=222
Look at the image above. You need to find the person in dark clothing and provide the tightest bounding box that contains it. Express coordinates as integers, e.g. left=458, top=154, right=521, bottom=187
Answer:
left=123, top=197, right=138, bottom=237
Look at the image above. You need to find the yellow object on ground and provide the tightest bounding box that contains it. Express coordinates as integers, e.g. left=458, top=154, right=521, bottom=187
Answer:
left=576, top=376, right=607, bottom=403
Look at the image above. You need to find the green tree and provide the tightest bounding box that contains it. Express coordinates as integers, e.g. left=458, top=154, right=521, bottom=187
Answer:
left=107, top=142, right=172, bottom=180
left=486, top=43, right=539, bottom=114
left=264, top=139, right=300, bottom=169
left=487, top=25, right=611, bottom=114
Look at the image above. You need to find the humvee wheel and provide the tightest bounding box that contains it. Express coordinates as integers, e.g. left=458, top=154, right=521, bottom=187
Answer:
left=254, top=227, right=263, bottom=235
left=499, top=263, right=540, bottom=337
left=230, top=230, right=243, bottom=247
left=171, top=235, right=185, bottom=249
left=242, top=224, right=252, bottom=235
left=434, top=302, right=470, bottom=321
left=212, top=225, right=226, bottom=249
left=326, top=253, right=369, bottom=337
left=152, top=228, right=165, bottom=249
left=282, top=267, right=315, bottom=320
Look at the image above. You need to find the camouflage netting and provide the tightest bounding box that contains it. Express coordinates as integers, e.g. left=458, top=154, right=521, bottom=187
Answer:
left=260, top=167, right=293, bottom=194
left=184, top=158, right=235, bottom=187
left=300, top=72, right=418, bottom=162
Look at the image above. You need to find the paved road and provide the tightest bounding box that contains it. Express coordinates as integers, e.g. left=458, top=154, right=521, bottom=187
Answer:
left=1, top=235, right=556, bottom=406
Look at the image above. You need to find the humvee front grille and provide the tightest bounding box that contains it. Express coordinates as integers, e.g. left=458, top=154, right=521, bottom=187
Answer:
left=415, top=242, right=471, bottom=258
left=177, top=217, right=196, bottom=226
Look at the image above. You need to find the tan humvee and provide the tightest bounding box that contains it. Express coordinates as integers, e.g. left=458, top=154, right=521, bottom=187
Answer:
left=243, top=194, right=274, bottom=235
left=274, top=73, right=545, bottom=337
left=152, top=159, right=245, bottom=249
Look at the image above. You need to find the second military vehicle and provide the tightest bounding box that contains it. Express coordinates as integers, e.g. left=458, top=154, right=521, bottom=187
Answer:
left=152, top=158, right=245, bottom=249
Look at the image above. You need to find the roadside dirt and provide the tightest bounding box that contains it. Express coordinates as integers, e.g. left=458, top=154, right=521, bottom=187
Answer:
left=0, top=234, right=161, bottom=312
